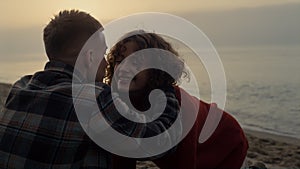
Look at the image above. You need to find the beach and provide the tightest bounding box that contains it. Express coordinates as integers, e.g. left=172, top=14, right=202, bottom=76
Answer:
left=1, top=83, right=299, bottom=169
left=136, top=131, right=300, bottom=169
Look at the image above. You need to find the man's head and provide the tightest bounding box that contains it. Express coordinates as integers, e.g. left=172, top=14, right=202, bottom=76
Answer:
left=43, top=10, right=102, bottom=66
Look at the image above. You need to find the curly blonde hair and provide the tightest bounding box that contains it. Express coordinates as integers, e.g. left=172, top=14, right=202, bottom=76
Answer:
left=104, top=30, right=188, bottom=89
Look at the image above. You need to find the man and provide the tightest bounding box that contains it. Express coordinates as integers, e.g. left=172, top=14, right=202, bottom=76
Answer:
left=0, top=10, right=180, bottom=169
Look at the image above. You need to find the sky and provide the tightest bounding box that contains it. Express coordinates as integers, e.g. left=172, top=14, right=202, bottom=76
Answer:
left=2, top=0, right=300, bottom=28
left=0, top=0, right=300, bottom=83
left=1, top=0, right=299, bottom=57
left=3, top=0, right=203, bottom=27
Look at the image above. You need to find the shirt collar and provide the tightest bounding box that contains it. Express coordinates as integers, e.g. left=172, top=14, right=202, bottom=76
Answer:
left=44, top=61, right=85, bottom=83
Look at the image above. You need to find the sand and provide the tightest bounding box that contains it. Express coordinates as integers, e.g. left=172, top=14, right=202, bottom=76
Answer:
left=136, top=130, right=300, bottom=169
left=244, top=129, right=300, bottom=169
left=1, top=83, right=299, bottom=169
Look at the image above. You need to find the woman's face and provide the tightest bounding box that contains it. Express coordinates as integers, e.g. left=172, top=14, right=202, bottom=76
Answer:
left=114, top=41, right=150, bottom=93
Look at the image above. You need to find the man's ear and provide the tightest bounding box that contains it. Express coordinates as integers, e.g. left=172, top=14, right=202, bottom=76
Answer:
left=86, top=49, right=94, bottom=67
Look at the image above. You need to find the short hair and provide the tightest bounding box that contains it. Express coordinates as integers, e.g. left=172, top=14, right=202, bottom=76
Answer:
left=43, top=10, right=102, bottom=60
left=105, top=30, right=189, bottom=89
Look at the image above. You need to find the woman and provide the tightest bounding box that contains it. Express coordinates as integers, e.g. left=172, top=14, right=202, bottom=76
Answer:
left=105, top=30, right=187, bottom=111
left=105, top=30, right=248, bottom=169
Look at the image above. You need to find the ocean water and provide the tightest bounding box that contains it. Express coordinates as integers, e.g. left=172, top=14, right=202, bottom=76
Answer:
left=226, top=82, right=300, bottom=139
left=180, top=45, right=300, bottom=139
left=181, top=81, right=300, bottom=139
left=0, top=46, right=299, bottom=139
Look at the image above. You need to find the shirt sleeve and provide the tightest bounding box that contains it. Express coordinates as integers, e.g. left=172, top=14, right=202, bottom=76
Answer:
left=96, top=84, right=182, bottom=154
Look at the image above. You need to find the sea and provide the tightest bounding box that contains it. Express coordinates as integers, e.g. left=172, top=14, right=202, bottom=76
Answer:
left=0, top=45, right=299, bottom=139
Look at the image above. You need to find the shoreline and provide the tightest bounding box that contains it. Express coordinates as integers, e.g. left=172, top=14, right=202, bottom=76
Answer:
left=244, top=128, right=300, bottom=147
left=242, top=123, right=300, bottom=141
left=1, top=82, right=300, bottom=168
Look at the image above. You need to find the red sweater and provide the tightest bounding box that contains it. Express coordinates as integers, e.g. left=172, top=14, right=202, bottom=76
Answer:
left=112, top=87, right=248, bottom=169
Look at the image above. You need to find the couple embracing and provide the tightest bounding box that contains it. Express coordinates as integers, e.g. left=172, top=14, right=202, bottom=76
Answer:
left=0, top=10, right=248, bottom=169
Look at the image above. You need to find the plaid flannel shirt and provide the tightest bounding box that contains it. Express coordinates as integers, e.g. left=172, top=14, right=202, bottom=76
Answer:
left=0, top=61, right=180, bottom=169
